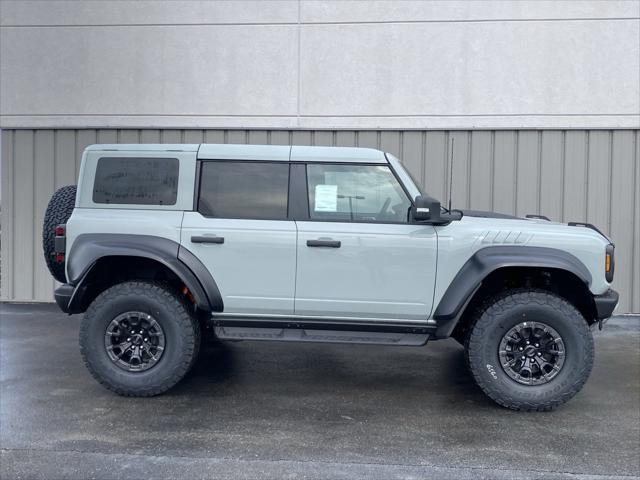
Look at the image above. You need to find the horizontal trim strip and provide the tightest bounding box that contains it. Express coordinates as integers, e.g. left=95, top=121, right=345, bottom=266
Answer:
left=4, top=113, right=639, bottom=118
left=2, top=126, right=639, bottom=132
left=4, top=117, right=638, bottom=131
left=2, top=17, right=638, bottom=28
left=212, top=317, right=437, bottom=334
left=214, top=313, right=436, bottom=326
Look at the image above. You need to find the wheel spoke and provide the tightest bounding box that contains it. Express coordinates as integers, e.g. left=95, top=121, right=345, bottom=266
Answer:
left=116, top=343, right=132, bottom=358
left=143, top=345, right=162, bottom=362
left=107, top=340, right=131, bottom=352
left=502, top=357, right=517, bottom=368
left=533, top=356, right=552, bottom=371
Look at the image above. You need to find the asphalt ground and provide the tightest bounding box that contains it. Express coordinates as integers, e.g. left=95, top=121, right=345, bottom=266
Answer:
left=1, top=303, right=639, bottom=479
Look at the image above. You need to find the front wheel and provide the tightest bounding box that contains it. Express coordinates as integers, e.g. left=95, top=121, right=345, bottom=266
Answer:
left=79, top=281, right=201, bottom=396
left=465, top=289, right=594, bottom=411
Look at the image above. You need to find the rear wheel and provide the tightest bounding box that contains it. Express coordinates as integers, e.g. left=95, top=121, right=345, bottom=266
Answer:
left=79, top=281, right=201, bottom=396
left=465, top=289, right=594, bottom=411
left=42, top=185, right=77, bottom=282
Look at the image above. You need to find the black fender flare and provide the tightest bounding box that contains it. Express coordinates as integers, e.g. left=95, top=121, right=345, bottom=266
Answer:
left=66, top=234, right=223, bottom=313
left=432, top=246, right=592, bottom=338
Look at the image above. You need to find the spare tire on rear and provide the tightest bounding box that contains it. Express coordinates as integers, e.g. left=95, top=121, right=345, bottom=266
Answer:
left=42, top=185, right=77, bottom=283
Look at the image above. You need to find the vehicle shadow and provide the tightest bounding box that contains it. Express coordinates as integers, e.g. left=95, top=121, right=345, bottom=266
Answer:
left=173, top=338, right=492, bottom=409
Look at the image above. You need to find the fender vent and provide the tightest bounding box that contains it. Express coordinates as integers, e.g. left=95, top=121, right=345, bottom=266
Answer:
left=477, top=231, right=533, bottom=245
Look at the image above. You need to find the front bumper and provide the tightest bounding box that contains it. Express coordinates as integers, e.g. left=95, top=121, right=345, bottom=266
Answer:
left=593, top=289, right=619, bottom=320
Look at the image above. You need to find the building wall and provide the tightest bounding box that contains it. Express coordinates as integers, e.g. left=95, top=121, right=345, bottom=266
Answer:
left=1, top=1, right=639, bottom=130
left=1, top=2, right=638, bottom=310
left=1, top=128, right=639, bottom=312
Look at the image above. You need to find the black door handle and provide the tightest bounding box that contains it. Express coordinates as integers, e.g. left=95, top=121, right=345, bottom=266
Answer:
left=307, top=239, right=341, bottom=248
left=191, top=236, right=224, bottom=244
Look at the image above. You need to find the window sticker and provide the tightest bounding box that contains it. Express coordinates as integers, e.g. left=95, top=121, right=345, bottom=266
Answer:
left=314, top=184, right=338, bottom=212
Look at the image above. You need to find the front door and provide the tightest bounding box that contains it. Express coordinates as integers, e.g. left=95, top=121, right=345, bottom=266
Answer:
left=181, top=160, right=296, bottom=315
left=294, top=163, right=438, bottom=321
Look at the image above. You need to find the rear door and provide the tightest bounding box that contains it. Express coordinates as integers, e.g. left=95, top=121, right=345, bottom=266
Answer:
left=294, top=162, right=438, bottom=321
left=181, top=159, right=297, bottom=315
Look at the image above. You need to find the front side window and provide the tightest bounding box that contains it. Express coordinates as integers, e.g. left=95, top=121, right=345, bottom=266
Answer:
left=306, top=164, right=411, bottom=222
left=198, top=161, right=289, bottom=219
left=93, top=157, right=179, bottom=205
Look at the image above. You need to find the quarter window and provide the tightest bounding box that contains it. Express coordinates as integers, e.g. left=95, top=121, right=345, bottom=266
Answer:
left=198, top=161, right=289, bottom=219
left=306, top=164, right=411, bottom=222
left=93, top=157, right=179, bottom=205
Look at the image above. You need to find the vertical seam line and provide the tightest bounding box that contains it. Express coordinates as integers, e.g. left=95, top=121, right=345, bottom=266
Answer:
left=490, top=130, right=495, bottom=211
left=73, top=129, right=79, bottom=177
left=444, top=131, right=450, bottom=202
left=632, top=130, right=639, bottom=311
left=607, top=130, right=614, bottom=235
left=31, top=131, right=36, bottom=299
left=537, top=131, right=542, bottom=214
left=513, top=131, right=519, bottom=215
left=11, top=131, right=16, bottom=298
left=467, top=132, right=473, bottom=206
left=421, top=130, right=426, bottom=191
left=584, top=130, right=590, bottom=221
left=560, top=130, right=566, bottom=222
left=296, top=0, right=301, bottom=128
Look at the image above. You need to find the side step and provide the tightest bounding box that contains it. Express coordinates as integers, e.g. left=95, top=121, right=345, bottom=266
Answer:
left=214, top=326, right=429, bottom=346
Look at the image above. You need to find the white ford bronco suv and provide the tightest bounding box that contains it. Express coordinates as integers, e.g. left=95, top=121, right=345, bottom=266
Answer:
left=43, top=143, right=618, bottom=410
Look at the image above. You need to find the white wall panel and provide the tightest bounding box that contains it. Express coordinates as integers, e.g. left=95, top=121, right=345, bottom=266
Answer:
left=299, top=20, right=638, bottom=121
left=0, top=25, right=298, bottom=119
left=1, top=1, right=638, bottom=129
left=0, top=1, right=297, bottom=26
left=300, top=1, right=639, bottom=23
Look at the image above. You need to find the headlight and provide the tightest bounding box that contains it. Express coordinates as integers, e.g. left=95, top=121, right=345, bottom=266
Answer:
left=605, top=244, right=615, bottom=283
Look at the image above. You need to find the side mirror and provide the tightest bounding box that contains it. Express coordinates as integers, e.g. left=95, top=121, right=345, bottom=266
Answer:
left=412, top=195, right=463, bottom=224
left=412, top=195, right=441, bottom=222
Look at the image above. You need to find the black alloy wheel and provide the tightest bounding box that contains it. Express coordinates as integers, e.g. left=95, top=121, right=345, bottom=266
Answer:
left=498, top=321, right=566, bottom=385
left=104, top=311, right=166, bottom=372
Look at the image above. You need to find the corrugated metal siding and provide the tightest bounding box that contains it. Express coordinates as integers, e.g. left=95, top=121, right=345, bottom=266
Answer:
left=1, top=128, right=638, bottom=312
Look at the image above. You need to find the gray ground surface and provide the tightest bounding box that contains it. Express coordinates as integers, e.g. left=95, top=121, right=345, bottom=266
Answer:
left=1, top=303, right=638, bottom=479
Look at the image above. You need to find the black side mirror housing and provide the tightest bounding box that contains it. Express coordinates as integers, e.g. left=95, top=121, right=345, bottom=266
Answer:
left=412, top=195, right=441, bottom=222
left=412, top=195, right=463, bottom=224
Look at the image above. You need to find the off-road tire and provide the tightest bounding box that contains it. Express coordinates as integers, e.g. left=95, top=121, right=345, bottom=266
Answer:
left=42, top=185, right=77, bottom=282
left=79, top=281, right=201, bottom=396
left=465, top=289, right=594, bottom=411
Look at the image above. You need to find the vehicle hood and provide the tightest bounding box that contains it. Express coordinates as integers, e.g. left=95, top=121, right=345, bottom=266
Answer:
left=460, top=209, right=520, bottom=220
left=456, top=210, right=611, bottom=243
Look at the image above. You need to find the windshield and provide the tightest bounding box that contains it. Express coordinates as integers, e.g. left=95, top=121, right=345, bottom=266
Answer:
left=386, top=153, right=451, bottom=213
left=385, top=153, right=424, bottom=199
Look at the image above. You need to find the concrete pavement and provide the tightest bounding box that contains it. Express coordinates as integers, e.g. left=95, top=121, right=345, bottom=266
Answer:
left=1, top=303, right=638, bottom=479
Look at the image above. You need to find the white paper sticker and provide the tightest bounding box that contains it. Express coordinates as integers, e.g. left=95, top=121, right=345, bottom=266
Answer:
left=314, top=184, right=338, bottom=212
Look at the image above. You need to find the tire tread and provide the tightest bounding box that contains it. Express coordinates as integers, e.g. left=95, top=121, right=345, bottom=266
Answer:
left=79, top=281, right=200, bottom=397
left=465, top=288, right=594, bottom=411
left=42, top=185, right=77, bottom=283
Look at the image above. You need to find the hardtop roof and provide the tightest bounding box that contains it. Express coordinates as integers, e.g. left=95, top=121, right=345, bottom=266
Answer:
left=85, top=144, right=388, bottom=164
left=85, top=144, right=199, bottom=152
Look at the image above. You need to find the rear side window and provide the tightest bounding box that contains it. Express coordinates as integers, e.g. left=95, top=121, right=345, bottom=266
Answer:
left=93, top=157, right=179, bottom=205
left=198, top=161, right=289, bottom=219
